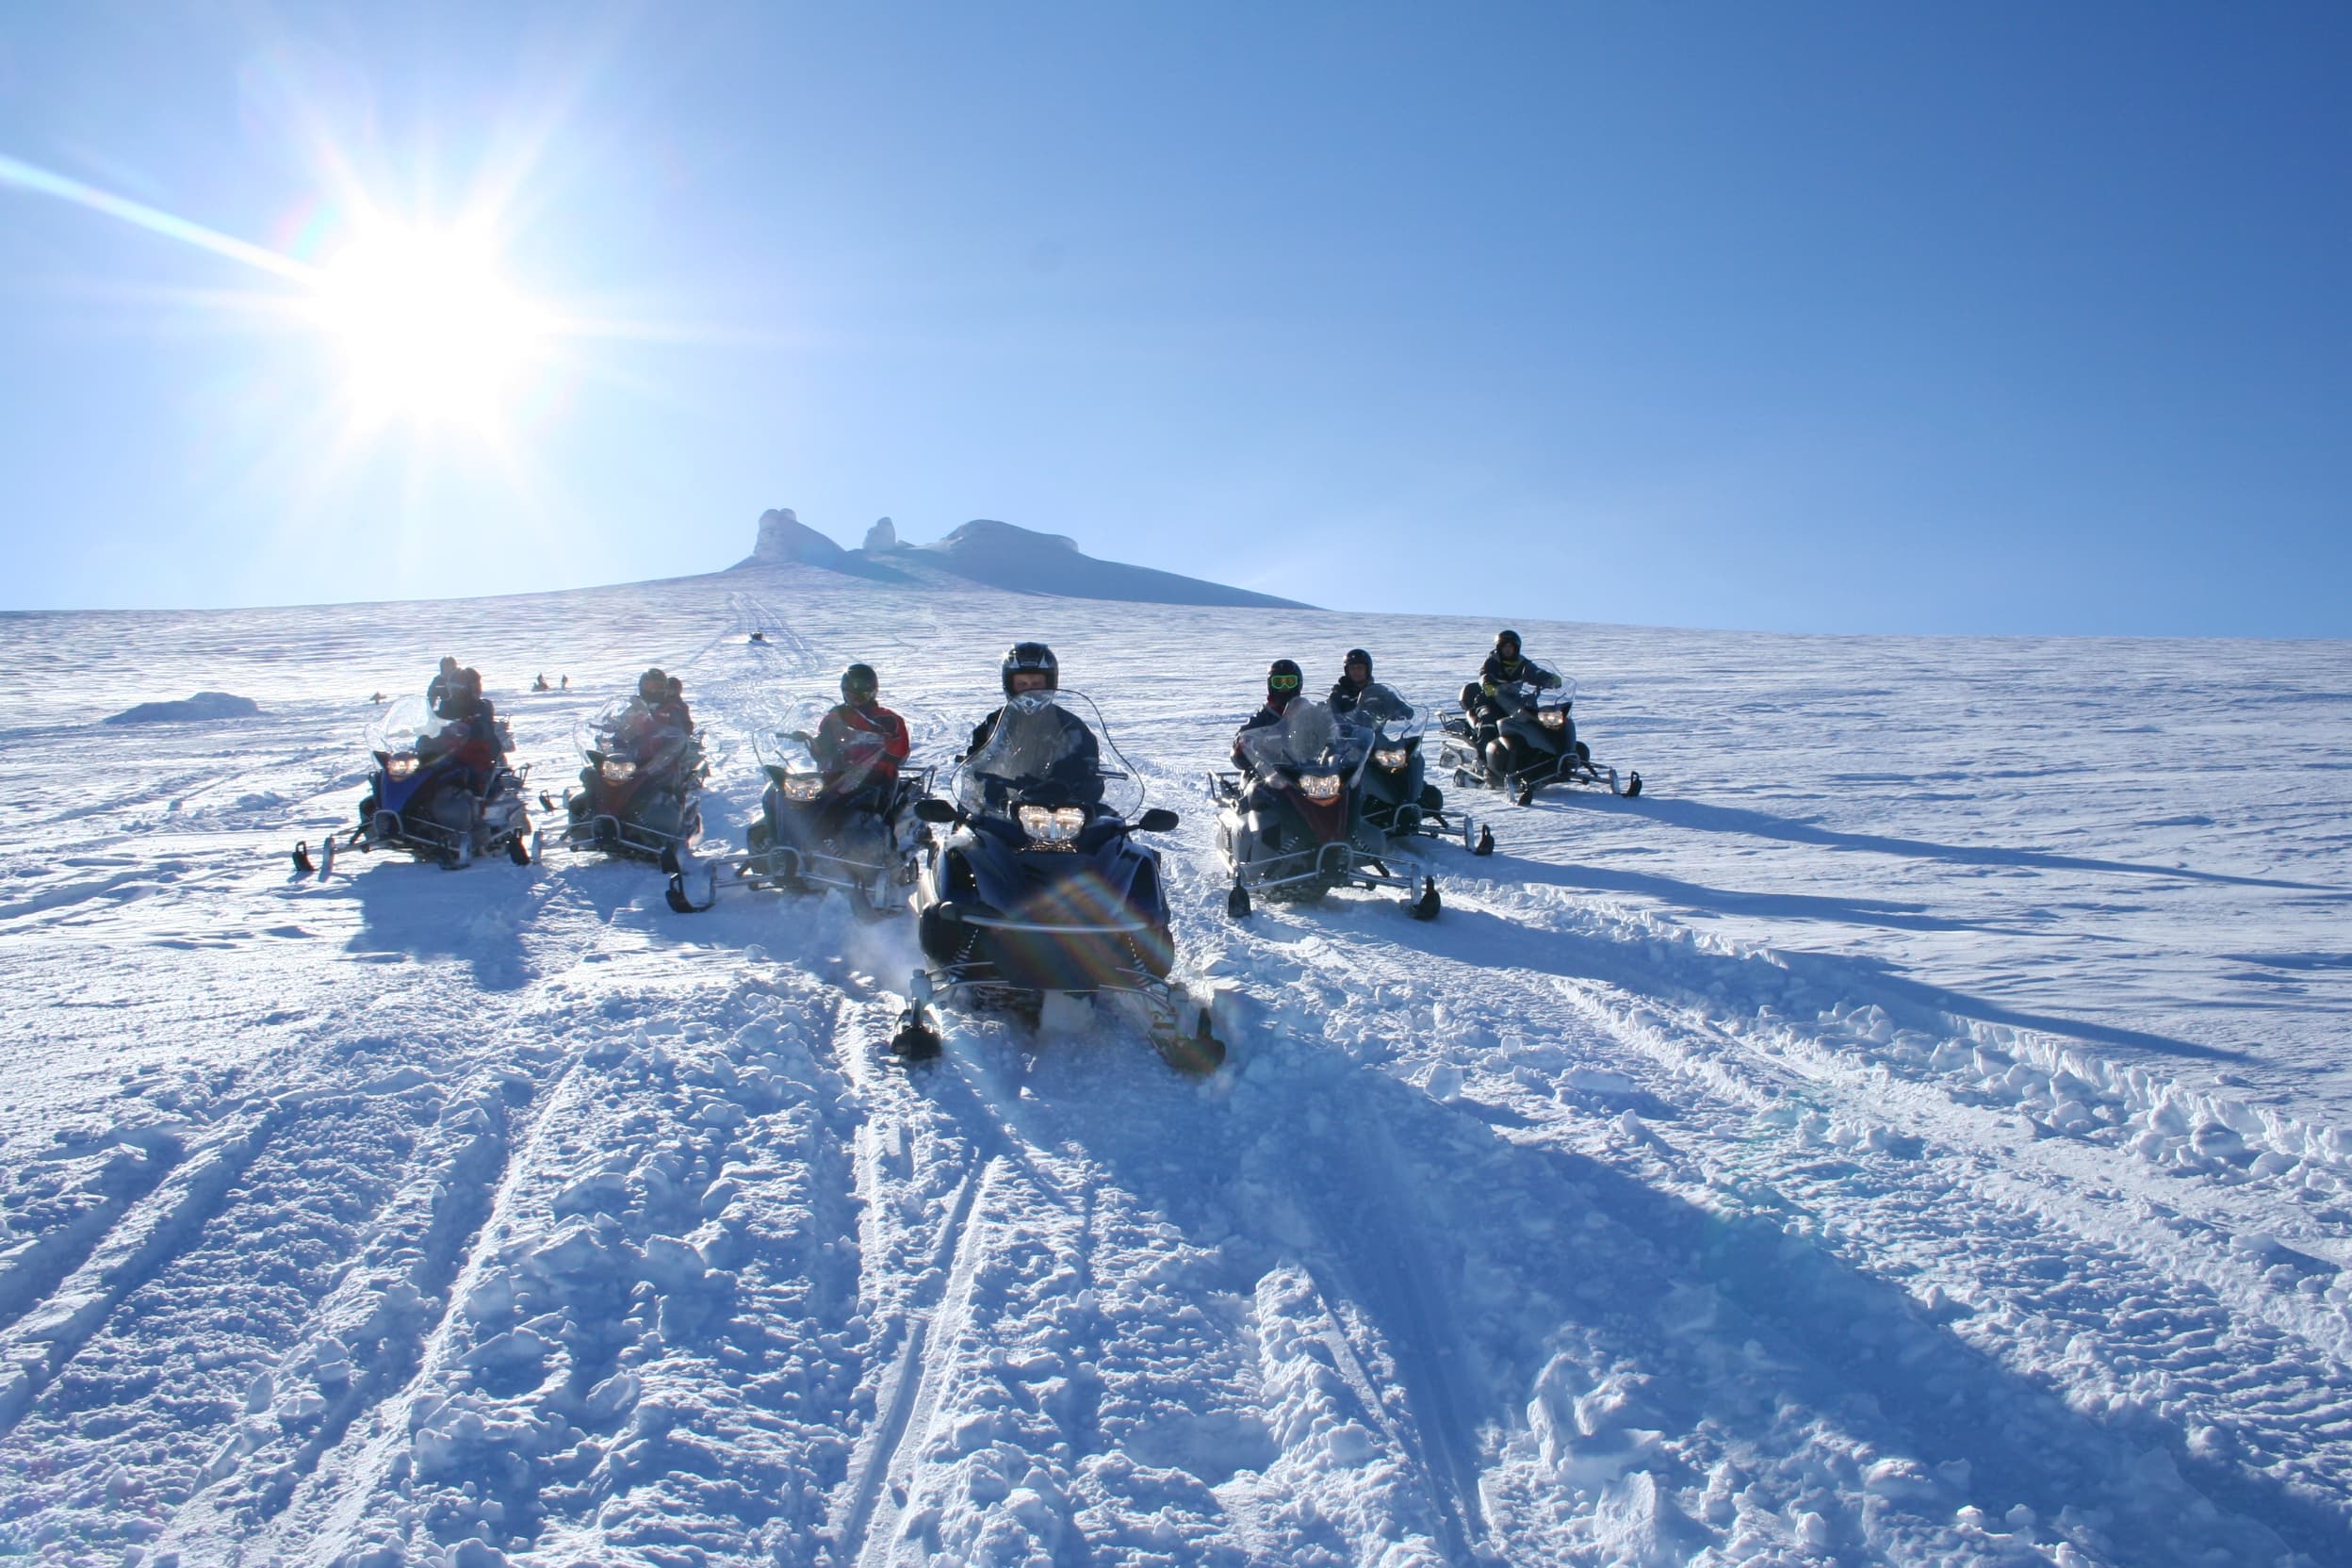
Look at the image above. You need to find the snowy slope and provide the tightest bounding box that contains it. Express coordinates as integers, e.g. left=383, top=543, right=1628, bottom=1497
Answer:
left=1, top=564, right=2347, bottom=1568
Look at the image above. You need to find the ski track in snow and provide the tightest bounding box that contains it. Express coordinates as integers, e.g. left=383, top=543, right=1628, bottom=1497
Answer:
left=1, top=568, right=2347, bottom=1566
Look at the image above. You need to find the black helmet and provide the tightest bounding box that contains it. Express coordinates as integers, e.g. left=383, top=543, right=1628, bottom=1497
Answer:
left=1494, top=629, right=1521, bottom=655
left=1001, top=641, right=1058, bottom=695
left=638, top=666, right=667, bottom=701
left=1343, top=647, right=1372, bottom=677
left=841, top=662, right=878, bottom=702
left=1267, top=658, right=1303, bottom=697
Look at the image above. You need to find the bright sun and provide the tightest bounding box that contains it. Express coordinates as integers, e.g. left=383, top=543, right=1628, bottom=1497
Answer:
left=315, top=230, right=546, bottom=428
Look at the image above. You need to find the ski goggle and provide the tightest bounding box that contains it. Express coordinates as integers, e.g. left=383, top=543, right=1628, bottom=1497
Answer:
left=1268, top=670, right=1301, bottom=693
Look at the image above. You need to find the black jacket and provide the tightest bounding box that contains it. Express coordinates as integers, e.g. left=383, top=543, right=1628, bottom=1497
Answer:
left=1233, top=698, right=1295, bottom=769
left=1479, top=653, right=1559, bottom=698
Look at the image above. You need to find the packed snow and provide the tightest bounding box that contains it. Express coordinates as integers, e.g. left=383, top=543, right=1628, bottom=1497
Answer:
left=1, top=563, right=2347, bottom=1567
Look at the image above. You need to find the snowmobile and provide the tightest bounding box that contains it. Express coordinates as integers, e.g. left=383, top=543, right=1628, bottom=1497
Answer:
left=1209, top=696, right=1443, bottom=922
left=662, top=722, right=933, bottom=915
left=292, top=694, right=532, bottom=874
left=1345, top=682, right=1494, bottom=858
left=889, top=691, right=1225, bottom=1074
left=1435, top=660, right=1642, bottom=806
left=543, top=697, right=705, bottom=863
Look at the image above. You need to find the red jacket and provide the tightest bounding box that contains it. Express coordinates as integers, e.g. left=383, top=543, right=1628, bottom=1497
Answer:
left=814, top=702, right=909, bottom=788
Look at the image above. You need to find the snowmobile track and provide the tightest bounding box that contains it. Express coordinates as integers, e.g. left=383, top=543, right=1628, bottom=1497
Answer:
left=835, top=1160, right=993, bottom=1568
left=1268, top=880, right=2352, bottom=1559
left=0, top=1102, right=284, bottom=1438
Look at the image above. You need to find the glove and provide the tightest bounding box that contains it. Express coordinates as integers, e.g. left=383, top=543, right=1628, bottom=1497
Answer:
left=785, top=728, right=813, bottom=744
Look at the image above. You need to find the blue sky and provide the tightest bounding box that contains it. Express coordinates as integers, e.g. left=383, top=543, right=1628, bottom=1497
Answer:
left=2, top=3, right=2345, bottom=634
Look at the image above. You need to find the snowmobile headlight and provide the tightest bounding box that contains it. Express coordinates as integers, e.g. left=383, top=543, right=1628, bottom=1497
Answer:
left=780, top=773, right=825, bottom=802
left=385, top=754, right=418, bottom=780
left=1537, top=707, right=1567, bottom=730
left=1017, top=805, right=1088, bottom=846
left=1373, top=747, right=1410, bottom=771
left=1298, top=773, right=1344, bottom=802
left=600, top=758, right=638, bottom=784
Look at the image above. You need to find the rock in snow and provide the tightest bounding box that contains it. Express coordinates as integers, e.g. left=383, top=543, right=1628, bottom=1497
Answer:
left=738, top=507, right=1309, bottom=608
left=744, top=507, right=848, bottom=567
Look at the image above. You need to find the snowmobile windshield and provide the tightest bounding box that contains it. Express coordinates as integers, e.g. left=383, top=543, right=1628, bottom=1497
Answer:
left=368, top=694, right=445, bottom=758
left=751, top=695, right=836, bottom=776
left=957, top=691, right=1136, bottom=819
left=1238, top=697, right=1375, bottom=776
left=578, top=695, right=692, bottom=768
left=1350, top=682, right=1425, bottom=743
left=1499, top=660, right=1575, bottom=708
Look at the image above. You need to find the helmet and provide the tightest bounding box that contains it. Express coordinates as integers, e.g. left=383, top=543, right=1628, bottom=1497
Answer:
left=1001, top=642, right=1058, bottom=696
left=1494, top=629, right=1521, bottom=656
left=1343, top=647, right=1372, bottom=677
left=1267, top=658, right=1303, bottom=697
left=841, top=662, right=878, bottom=702
left=637, top=666, right=667, bottom=701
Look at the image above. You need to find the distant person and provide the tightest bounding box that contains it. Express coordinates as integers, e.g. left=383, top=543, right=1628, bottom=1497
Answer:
left=532, top=673, right=551, bottom=693
left=425, top=655, right=462, bottom=710
left=561, top=675, right=569, bottom=691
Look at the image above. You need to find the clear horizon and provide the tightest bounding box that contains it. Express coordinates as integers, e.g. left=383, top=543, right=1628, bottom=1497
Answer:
left=3, top=3, right=2346, bottom=637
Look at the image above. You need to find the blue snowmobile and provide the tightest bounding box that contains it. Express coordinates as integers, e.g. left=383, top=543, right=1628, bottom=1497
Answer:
left=890, top=690, right=1223, bottom=1074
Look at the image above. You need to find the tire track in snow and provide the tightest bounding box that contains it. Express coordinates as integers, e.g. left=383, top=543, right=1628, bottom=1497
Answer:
left=835, top=1159, right=993, bottom=1568
left=828, top=1000, right=1021, bottom=1568
left=149, top=1067, right=536, bottom=1558
left=0, top=1102, right=286, bottom=1438
left=293, top=1054, right=588, bottom=1564
left=1240, top=880, right=2352, bottom=1561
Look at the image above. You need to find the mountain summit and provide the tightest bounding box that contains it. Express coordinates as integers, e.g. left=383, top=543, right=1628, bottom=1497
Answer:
left=737, top=511, right=1308, bottom=609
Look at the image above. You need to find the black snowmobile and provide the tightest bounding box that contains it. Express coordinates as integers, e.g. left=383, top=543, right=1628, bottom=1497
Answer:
left=544, top=696, right=705, bottom=862
left=1210, top=696, right=1442, bottom=920
left=293, top=694, right=533, bottom=874
left=664, top=717, right=933, bottom=915
left=1436, top=660, right=1642, bottom=805
left=1344, top=682, right=1493, bottom=857
left=890, top=691, right=1224, bottom=1073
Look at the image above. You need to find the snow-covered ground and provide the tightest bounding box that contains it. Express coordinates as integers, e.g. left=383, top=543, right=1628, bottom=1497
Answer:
left=2, top=565, right=2347, bottom=1568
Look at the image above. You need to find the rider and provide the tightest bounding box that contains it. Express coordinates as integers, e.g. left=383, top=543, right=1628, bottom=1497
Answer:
left=419, top=665, right=504, bottom=792
left=1463, top=629, right=1560, bottom=731
left=788, top=663, right=911, bottom=834
left=1233, top=659, right=1304, bottom=769
left=612, top=667, right=695, bottom=781
left=1328, top=649, right=1375, bottom=714
left=425, top=655, right=463, bottom=711
left=967, top=642, right=1104, bottom=808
